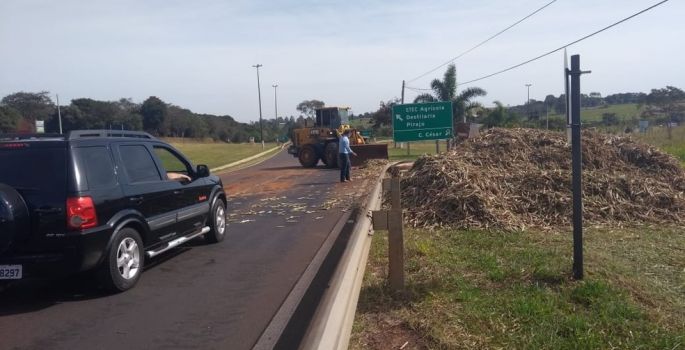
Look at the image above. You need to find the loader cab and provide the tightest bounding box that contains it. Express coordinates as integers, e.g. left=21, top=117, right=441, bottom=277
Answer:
left=315, top=107, right=350, bottom=129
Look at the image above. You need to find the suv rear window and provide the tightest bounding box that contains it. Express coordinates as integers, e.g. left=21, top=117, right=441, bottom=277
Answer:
left=0, top=145, right=67, bottom=193
left=73, top=146, right=118, bottom=189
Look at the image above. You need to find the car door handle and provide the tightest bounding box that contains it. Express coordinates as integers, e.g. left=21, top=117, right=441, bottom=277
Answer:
left=129, top=196, right=144, bottom=204
left=173, top=190, right=183, bottom=195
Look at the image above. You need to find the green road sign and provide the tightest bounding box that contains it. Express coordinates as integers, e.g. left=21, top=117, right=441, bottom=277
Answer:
left=392, top=101, right=453, bottom=142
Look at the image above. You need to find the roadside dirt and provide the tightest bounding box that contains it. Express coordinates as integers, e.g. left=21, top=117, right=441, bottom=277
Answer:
left=327, top=159, right=389, bottom=210
left=353, top=314, right=429, bottom=350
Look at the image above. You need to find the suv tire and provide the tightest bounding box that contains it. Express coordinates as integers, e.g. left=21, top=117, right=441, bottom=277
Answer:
left=0, top=183, right=30, bottom=254
left=205, top=199, right=226, bottom=243
left=99, top=227, right=144, bottom=292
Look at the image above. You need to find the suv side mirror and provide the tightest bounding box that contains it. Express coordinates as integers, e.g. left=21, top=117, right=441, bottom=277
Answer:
left=196, top=164, right=210, bottom=177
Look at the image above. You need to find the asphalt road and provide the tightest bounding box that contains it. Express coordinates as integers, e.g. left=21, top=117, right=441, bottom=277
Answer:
left=0, top=150, right=353, bottom=350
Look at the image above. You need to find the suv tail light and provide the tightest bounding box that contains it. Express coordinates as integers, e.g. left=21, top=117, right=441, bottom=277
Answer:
left=66, top=196, right=98, bottom=230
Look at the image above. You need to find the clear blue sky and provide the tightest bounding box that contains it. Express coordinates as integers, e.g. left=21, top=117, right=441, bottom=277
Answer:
left=1, top=0, right=682, bottom=122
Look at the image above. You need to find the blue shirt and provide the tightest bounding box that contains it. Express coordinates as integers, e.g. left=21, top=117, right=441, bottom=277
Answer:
left=339, top=135, right=353, bottom=154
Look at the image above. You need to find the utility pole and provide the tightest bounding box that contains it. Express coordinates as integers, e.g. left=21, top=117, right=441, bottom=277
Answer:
left=56, top=94, right=63, bottom=134
left=525, top=83, right=532, bottom=119
left=564, top=49, right=571, bottom=142
left=401, top=80, right=409, bottom=155
left=546, top=105, right=549, bottom=130
left=396, top=80, right=404, bottom=150
left=252, top=64, right=265, bottom=149
left=272, top=84, right=278, bottom=142
left=401, top=80, right=405, bottom=104
left=272, top=84, right=278, bottom=120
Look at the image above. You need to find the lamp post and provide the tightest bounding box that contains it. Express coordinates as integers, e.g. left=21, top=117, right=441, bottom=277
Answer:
left=56, top=94, right=63, bottom=134
left=525, top=83, right=532, bottom=119
left=252, top=64, right=264, bottom=149
left=272, top=84, right=278, bottom=119
left=272, top=84, right=279, bottom=143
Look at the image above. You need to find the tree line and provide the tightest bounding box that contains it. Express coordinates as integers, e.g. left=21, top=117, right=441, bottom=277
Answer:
left=509, top=86, right=685, bottom=128
left=0, top=92, right=314, bottom=142
left=365, top=63, right=684, bottom=133
left=3, top=82, right=681, bottom=141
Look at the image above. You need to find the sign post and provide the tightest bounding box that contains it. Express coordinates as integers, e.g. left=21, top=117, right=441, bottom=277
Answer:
left=392, top=101, right=454, bottom=142
left=568, top=54, right=590, bottom=280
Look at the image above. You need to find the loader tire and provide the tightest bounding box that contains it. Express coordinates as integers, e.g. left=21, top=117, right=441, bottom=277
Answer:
left=298, top=145, right=319, bottom=168
left=324, top=142, right=338, bottom=168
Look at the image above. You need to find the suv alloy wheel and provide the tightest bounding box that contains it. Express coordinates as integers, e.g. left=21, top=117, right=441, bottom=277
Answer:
left=99, top=227, right=144, bottom=292
left=205, top=199, right=227, bottom=243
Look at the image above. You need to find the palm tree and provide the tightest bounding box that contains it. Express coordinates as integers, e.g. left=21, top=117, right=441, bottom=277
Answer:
left=482, top=100, right=506, bottom=127
left=413, top=64, right=487, bottom=124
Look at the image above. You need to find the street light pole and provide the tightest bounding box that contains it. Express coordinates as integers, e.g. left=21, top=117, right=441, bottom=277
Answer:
left=272, top=84, right=278, bottom=119
left=56, top=94, right=63, bottom=134
left=525, top=83, right=532, bottom=119
left=272, top=84, right=278, bottom=143
left=252, top=64, right=264, bottom=149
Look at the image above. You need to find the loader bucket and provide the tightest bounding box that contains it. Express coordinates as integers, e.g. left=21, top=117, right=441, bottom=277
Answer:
left=350, top=143, right=389, bottom=166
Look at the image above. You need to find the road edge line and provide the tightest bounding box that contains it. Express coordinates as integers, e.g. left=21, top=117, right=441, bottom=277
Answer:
left=298, top=162, right=391, bottom=350
left=210, top=142, right=290, bottom=173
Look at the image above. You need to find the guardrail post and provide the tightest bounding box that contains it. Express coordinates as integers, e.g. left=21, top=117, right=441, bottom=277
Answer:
left=373, top=172, right=405, bottom=291
left=388, top=175, right=404, bottom=291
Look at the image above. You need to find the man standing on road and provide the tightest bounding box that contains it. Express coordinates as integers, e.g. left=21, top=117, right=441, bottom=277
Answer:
left=339, top=129, right=357, bottom=182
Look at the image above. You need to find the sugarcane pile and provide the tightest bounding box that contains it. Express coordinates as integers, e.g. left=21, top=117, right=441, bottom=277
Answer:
left=402, top=128, right=685, bottom=231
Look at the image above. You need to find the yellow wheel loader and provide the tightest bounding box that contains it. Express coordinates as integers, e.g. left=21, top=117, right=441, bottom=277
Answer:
left=287, top=107, right=388, bottom=168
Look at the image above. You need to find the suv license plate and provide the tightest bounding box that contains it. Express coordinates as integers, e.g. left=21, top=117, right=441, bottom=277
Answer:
left=0, top=265, right=22, bottom=280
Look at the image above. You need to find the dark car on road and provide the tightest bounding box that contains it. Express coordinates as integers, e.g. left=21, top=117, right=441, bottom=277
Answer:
left=0, top=130, right=227, bottom=292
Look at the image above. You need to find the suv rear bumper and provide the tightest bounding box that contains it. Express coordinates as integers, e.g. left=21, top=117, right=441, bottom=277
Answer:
left=0, top=227, right=113, bottom=279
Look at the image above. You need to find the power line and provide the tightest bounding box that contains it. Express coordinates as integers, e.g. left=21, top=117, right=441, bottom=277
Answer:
left=407, top=0, right=558, bottom=83
left=405, top=86, right=434, bottom=91
left=457, top=0, right=670, bottom=87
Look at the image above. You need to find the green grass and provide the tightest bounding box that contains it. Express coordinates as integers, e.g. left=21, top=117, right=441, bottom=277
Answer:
left=635, top=125, right=685, bottom=165
left=547, top=103, right=643, bottom=122
left=349, top=117, right=374, bottom=129
left=581, top=103, right=642, bottom=122
left=662, top=145, right=685, bottom=165
left=388, top=140, right=448, bottom=161
left=165, top=141, right=280, bottom=169
left=351, top=227, right=684, bottom=349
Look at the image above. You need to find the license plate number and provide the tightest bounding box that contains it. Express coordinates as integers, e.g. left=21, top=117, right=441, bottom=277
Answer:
left=0, top=265, right=22, bottom=280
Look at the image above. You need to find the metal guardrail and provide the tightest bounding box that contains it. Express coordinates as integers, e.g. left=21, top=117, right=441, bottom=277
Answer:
left=253, top=210, right=355, bottom=350
left=298, top=163, right=391, bottom=349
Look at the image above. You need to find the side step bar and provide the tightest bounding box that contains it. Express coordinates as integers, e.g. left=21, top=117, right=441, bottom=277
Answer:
left=146, top=226, right=210, bottom=258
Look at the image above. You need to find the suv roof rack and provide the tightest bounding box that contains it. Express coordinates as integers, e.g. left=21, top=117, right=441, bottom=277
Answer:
left=0, top=133, right=65, bottom=141
left=67, top=130, right=155, bottom=140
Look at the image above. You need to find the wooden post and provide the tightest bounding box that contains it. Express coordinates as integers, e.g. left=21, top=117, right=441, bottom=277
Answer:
left=406, top=142, right=410, bottom=156
left=391, top=176, right=401, bottom=208
left=372, top=175, right=405, bottom=291
left=435, top=140, right=439, bottom=153
left=388, top=175, right=404, bottom=290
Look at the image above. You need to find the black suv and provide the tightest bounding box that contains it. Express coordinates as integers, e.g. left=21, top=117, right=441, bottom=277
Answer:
left=0, top=130, right=227, bottom=292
